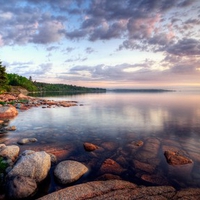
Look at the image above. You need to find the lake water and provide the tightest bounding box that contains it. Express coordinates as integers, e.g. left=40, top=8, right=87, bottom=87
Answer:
left=1, top=91, right=200, bottom=196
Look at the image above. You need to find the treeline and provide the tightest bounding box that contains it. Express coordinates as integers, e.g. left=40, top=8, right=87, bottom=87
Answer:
left=34, top=82, right=106, bottom=93
left=0, top=61, right=106, bottom=93
left=7, top=74, right=38, bottom=92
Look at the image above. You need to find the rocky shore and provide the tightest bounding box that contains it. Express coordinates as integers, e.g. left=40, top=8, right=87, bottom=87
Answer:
left=0, top=93, right=200, bottom=199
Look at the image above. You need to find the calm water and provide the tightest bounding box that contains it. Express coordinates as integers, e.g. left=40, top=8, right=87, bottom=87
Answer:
left=1, top=91, right=200, bottom=196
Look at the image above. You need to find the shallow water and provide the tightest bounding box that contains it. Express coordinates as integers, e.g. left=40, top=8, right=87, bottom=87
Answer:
left=1, top=91, right=200, bottom=197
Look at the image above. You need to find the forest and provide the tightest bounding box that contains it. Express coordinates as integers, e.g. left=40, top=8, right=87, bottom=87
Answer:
left=0, top=61, right=106, bottom=93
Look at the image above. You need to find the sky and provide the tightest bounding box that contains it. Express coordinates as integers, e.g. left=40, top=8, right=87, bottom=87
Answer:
left=0, top=0, right=200, bottom=90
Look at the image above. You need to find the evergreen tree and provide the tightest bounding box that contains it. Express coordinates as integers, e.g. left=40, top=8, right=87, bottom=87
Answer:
left=0, top=61, right=8, bottom=89
left=29, top=76, right=32, bottom=82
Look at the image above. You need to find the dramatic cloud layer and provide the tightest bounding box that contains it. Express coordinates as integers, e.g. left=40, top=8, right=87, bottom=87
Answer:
left=0, top=0, right=200, bottom=89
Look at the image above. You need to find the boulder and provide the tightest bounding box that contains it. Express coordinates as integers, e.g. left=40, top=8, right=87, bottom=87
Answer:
left=99, top=158, right=125, bottom=175
left=164, top=150, right=193, bottom=165
left=0, top=144, right=20, bottom=161
left=6, top=175, right=37, bottom=199
left=54, top=160, right=88, bottom=184
left=37, top=180, right=182, bottom=200
left=83, top=142, right=98, bottom=151
left=37, top=180, right=137, bottom=200
left=0, top=105, right=18, bottom=118
left=60, top=101, right=77, bottom=107
left=7, top=150, right=51, bottom=183
left=18, top=93, right=30, bottom=100
left=17, top=138, right=37, bottom=145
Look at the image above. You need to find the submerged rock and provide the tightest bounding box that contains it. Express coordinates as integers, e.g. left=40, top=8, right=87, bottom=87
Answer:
left=133, top=159, right=156, bottom=174
left=164, top=150, right=193, bottom=165
left=54, top=160, right=88, bottom=184
left=99, top=158, right=125, bottom=175
left=17, top=138, right=37, bottom=145
left=83, top=142, right=98, bottom=151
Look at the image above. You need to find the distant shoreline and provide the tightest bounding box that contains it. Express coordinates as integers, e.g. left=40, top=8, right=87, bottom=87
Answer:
left=108, top=89, right=175, bottom=93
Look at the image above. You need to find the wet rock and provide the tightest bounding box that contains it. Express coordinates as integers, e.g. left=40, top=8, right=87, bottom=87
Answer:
left=18, top=93, right=30, bottom=100
left=134, top=138, right=160, bottom=164
left=172, top=188, right=200, bottom=200
left=0, top=105, right=18, bottom=118
left=141, top=174, right=169, bottom=185
left=96, top=173, right=122, bottom=181
left=7, top=150, right=51, bottom=183
left=83, top=142, right=98, bottom=151
left=17, top=138, right=37, bottom=145
left=187, top=151, right=200, bottom=163
left=54, top=160, right=88, bottom=184
left=126, top=141, right=144, bottom=155
left=115, top=155, right=129, bottom=167
left=134, top=140, right=144, bottom=147
left=44, top=145, right=75, bottom=160
left=48, top=153, right=57, bottom=164
left=99, top=158, right=125, bottom=175
left=0, top=94, right=16, bottom=102
left=37, top=180, right=137, bottom=200
left=0, top=144, right=20, bottom=161
left=164, top=150, right=193, bottom=165
left=133, top=159, right=156, bottom=173
left=20, top=104, right=30, bottom=110
left=101, top=142, right=118, bottom=151
left=5, top=126, right=16, bottom=131
left=6, top=175, right=37, bottom=199
left=60, top=101, right=77, bottom=107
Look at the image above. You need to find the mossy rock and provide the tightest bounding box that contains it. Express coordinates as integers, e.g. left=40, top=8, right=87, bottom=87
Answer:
left=0, top=157, right=8, bottom=173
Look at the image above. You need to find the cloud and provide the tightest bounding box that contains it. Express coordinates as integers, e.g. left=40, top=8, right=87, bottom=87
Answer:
left=6, top=61, right=53, bottom=78
left=31, top=20, right=65, bottom=44
left=65, top=56, right=87, bottom=63
left=46, top=46, right=59, bottom=51
left=85, top=47, right=95, bottom=54
left=166, top=38, right=200, bottom=56
left=63, top=47, right=76, bottom=53
left=0, top=0, right=198, bottom=49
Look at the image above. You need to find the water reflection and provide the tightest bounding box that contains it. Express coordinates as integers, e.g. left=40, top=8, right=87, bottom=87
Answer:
left=1, top=91, right=200, bottom=194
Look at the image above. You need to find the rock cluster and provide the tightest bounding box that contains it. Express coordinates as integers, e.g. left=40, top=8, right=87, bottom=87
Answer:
left=0, top=93, right=77, bottom=119
left=2, top=149, right=51, bottom=199
left=0, top=144, right=89, bottom=199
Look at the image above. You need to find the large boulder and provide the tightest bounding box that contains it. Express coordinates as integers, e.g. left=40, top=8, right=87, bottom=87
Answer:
left=0, top=105, right=18, bottom=118
left=0, top=144, right=20, bottom=161
left=54, top=160, right=88, bottom=184
left=6, top=175, right=37, bottom=199
left=7, top=150, right=51, bottom=183
left=37, top=180, right=179, bottom=200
